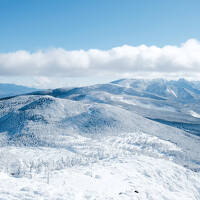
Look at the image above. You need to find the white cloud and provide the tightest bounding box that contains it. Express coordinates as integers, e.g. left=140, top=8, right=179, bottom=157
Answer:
left=1, top=39, right=200, bottom=85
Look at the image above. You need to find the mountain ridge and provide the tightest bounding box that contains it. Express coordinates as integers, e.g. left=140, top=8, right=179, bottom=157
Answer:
left=6, top=78, right=200, bottom=136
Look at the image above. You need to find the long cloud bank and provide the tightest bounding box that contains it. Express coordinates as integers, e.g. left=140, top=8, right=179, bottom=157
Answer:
left=1, top=39, right=200, bottom=79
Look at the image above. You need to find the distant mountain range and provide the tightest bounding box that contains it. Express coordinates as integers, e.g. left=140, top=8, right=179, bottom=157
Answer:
left=112, top=78, right=200, bottom=103
left=0, top=83, right=38, bottom=98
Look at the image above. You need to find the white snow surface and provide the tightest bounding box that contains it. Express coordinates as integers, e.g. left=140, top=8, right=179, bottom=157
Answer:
left=0, top=156, right=200, bottom=200
left=190, top=110, right=200, bottom=118
left=0, top=94, right=200, bottom=199
left=167, top=88, right=177, bottom=98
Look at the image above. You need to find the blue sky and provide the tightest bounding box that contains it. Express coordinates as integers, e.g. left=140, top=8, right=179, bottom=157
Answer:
left=0, top=0, right=200, bottom=88
left=0, top=0, right=200, bottom=52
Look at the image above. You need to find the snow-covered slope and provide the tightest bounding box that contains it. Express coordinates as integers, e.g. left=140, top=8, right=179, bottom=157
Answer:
left=0, top=95, right=191, bottom=147
left=1, top=155, right=200, bottom=200
left=23, top=79, right=200, bottom=136
left=0, top=79, right=200, bottom=199
left=0, top=95, right=199, bottom=168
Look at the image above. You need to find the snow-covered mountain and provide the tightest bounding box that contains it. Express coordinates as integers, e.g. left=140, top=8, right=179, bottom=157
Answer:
left=0, top=79, right=200, bottom=199
left=25, top=79, right=200, bottom=136
left=112, top=78, right=200, bottom=103
left=0, top=83, right=38, bottom=98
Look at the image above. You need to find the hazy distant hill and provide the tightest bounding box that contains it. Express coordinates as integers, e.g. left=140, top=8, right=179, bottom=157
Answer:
left=0, top=83, right=38, bottom=98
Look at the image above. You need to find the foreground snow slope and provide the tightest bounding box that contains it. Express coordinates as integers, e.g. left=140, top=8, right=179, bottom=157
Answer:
left=0, top=156, right=200, bottom=200
left=0, top=131, right=200, bottom=199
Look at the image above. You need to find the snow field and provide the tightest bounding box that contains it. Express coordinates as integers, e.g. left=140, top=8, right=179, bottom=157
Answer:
left=0, top=155, right=199, bottom=200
